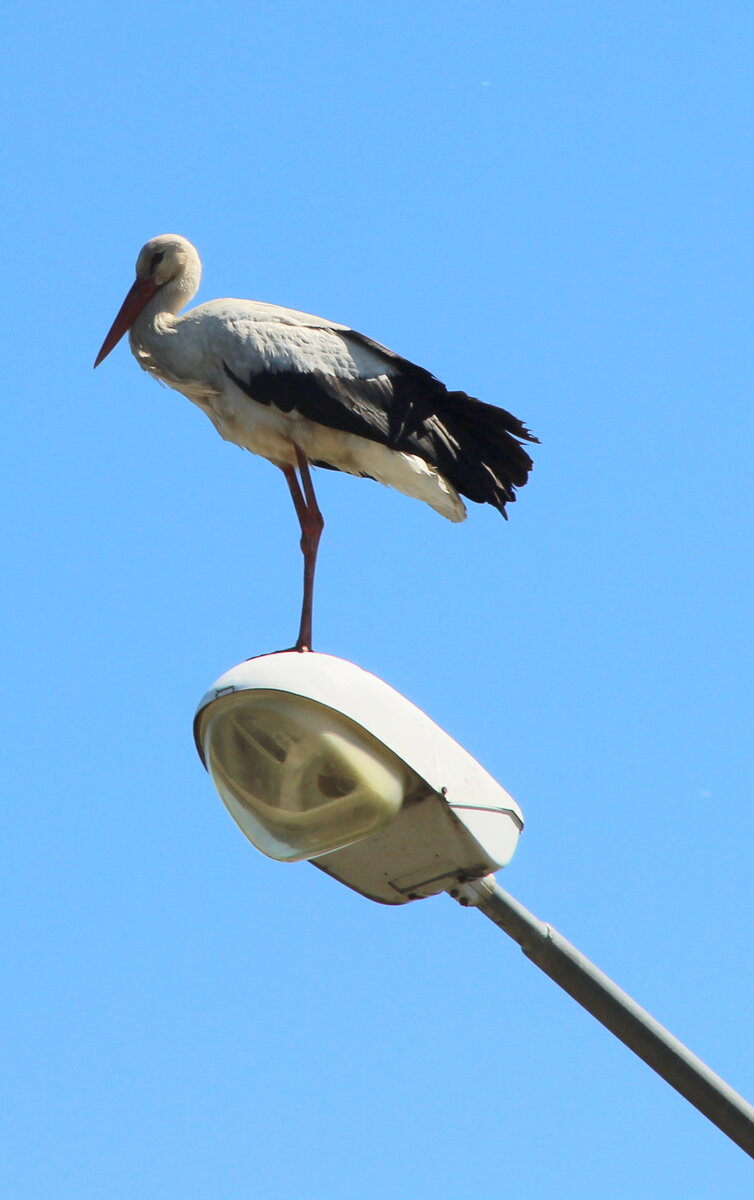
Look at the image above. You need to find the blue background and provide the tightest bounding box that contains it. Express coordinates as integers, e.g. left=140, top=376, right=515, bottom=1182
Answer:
left=3, top=2, right=754, bottom=1194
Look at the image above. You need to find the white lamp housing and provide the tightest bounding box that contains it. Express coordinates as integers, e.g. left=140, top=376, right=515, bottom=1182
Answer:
left=194, top=652, right=524, bottom=905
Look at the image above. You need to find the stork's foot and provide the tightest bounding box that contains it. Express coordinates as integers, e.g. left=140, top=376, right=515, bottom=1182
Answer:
left=262, top=643, right=313, bottom=655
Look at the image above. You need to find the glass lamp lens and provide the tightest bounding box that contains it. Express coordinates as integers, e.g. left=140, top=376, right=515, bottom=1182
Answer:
left=200, top=691, right=410, bottom=861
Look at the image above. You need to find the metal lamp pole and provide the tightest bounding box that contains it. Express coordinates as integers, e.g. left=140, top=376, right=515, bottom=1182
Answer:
left=451, top=875, right=754, bottom=1158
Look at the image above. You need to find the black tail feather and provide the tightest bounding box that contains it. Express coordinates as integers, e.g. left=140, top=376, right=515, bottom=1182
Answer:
left=388, top=360, right=538, bottom=517
left=436, top=389, right=538, bottom=515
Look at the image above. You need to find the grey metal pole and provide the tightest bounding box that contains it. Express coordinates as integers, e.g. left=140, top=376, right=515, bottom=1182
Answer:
left=450, top=874, right=754, bottom=1159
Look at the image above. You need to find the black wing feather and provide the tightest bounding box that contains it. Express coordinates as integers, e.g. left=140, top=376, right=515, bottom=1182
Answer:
left=223, top=331, right=538, bottom=516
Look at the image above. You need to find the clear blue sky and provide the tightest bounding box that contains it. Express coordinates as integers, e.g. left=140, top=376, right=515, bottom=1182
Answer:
left=3, top=1, right=754, bottom=1194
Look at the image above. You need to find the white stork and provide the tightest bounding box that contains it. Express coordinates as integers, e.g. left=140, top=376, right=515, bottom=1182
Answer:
left=94, top=234, right=537, bottom=651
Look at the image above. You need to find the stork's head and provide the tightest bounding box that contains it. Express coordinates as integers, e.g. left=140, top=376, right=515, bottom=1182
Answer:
left=94, top=234, right=202, bottom=367
left=134, top=234, right=200, bottom=290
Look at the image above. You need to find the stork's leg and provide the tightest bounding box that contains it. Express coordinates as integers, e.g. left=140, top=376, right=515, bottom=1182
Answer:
left=281, top=449, right=324, bottom=652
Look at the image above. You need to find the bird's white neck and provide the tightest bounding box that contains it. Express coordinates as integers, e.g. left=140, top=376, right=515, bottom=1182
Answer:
left=128, top=265, right=200, bottom=368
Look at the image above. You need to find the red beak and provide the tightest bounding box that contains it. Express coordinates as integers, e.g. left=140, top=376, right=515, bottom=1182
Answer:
left=94, top=276, right=161, bottom=368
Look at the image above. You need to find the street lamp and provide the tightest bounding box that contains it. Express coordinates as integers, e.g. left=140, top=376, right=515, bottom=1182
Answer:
left=195, top=650, right=754, bottom=1159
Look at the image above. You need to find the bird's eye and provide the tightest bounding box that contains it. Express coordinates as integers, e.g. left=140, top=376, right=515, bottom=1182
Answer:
left=150, top=250, right=165, bottom=272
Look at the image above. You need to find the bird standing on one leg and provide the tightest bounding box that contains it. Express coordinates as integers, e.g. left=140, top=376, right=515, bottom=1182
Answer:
left=94, top=234, right=538, bottom=651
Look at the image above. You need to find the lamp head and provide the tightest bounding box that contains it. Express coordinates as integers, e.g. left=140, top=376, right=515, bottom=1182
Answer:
left=195, top=653, right=524, bottom=904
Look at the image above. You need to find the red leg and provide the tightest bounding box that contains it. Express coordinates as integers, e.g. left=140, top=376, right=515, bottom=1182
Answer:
left=282, top=449, right=324, bottom=651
